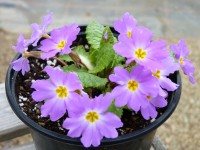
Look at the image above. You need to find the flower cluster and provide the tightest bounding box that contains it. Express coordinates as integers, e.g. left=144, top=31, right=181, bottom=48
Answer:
left=11, top=12, right=195, bottom=147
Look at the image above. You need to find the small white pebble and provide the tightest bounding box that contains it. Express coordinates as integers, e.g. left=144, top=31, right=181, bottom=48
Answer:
left=34, top=73, right=36, bottom=76
left=32, top=80, right=35, bottom=83
left=53, top=59, right=57, bottom=64
left=22, top=97, right=27, bottom=101
left=19, top=103, right=24, bottom=107
left=41, top=64, right=44, bottom=69
left=150, top=119, right=155, bottom=123
left=31, top=64, right=34, bottom=67
left=36, top=59, right=38, bottom=63
left=85, top=44, right=89, bottom=49
left=47, top=60, right=52, bottom=66
left=19, top=99, right=22, bottom=102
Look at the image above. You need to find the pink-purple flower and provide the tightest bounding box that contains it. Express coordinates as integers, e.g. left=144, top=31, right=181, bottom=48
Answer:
left=113, top=26, right=169, bottom=69
left=11, top=33, right=30, bottom=75
left=63, top=93, right=123, bottom=148
left=39, top=24, right=80, bottom=59
left=109, top=66, right=159, bottom=112
left=30, top=13, right=53, bottom=46
left=141, top=95, right=167, bottom=120
left=31, top=66, right=83, bottom=121
left=151, top=57, right=180, bottom=97
left=114, top=12, right=138, bottom=38
left=170, top=39, right=195, bottom=84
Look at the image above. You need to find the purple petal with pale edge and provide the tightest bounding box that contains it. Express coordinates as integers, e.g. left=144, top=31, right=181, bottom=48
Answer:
left=141, top=103, right=158, bottom=120
left=113, top=40, right=133, bottom=59
left=161, top=57, right=180, bottom=76
left=170, top=39, right=190, bottom=59
left=81, top=125, right=103, bottom=148
left=31, top=23, right=42, bottom=46
left=151, top=95, right=167, bottom=108
left=31, top=80, right=55, bottom=91
left=92, top=94, right=112, bottom=113
left=63, top=72, right=83, bottom=91
left=61, top=46, right=71, bottom=55
left=181, top=59, right=195, bottom=84
left=44, top=66, right=66, bottom=86
left=160, top=77, right=179, bottom=91
left=13, top=33, right=27, bottom=53
left=114, top=86, right=131, bottom=107
left=41, top=50, right=59, bottom=60
left=140, top=80, right=159, bottom=97
left=31, top=90, right=55, bottom=102
left=131, top=26, right=153, bottom=48
left=63, top=117, right=87, bottom=138
left=109, top=66, right=130, bottom=84
left=67, top=94, right=91, bottom=117
left=49, top=99, right=67, bottom=121
left=147, top=40, right=169, bottom=59
left=11, top=57, right=30, bottom=75
left=127, top=92, right=148, bottom=111
left=42, top=13, right=53, bottom=29
left=40, top=39, right=57, bottom=52
left=159, top=87, right=168, bottom=97
left=101, top=112, right=123, bottom=128
left=40, top=97, right=57, bottom=117
left=114, top=12, right=137, bottom=35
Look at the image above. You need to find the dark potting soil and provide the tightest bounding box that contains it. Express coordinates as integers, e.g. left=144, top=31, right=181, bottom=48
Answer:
left=15, top=56, right=167, bottom=136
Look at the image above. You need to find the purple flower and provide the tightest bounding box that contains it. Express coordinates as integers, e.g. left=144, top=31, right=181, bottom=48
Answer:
left=170, top=39, right=195, bottom=84
left=109, top=66, right=159, bottom=112
left=31, top=66, right=83, bottom=121
left=40, top=24, right=80, bottom=59
left=141, top=95, right=167, bottom=120
left=11, top=33, right=30, bottom=75
left=113, top=26, right=169, bottom=69
left=30, top=13, right=53, bottom=46
left=63, top=94, right=123, bottom=148
left=151, top=57, right=180, bottom=96
left=114, top=12, right=137, bottom=38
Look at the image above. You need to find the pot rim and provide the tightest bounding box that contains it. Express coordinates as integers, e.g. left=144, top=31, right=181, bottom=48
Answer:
left=5, top=25, right=182, bottom=146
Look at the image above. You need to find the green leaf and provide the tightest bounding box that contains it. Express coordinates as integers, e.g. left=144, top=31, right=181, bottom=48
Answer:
left=62, top=65, right=107, bottom=89
left=89, top=27, right=116, bottom=74
left=86, top=21, right=105, bottom=50
left=107, top=101, right=123, bottom=118
left=73, top=46, right=94, bottom=70
left=109, top=53, right=125, bottom=69
left=62, top=64, right=87, bottom=72
left=59, top=54, right=73, bottom=62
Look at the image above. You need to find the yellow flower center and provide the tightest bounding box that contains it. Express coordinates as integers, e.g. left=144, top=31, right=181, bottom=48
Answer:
left=135, top=48, right=147, bottom=59
left=127, top=80, right=139, bottom=92
left=55, top=86, right=68, bottom=98
left=152, top=70, right=161, bottom=79
left=179, top=57, right=184, bottom=65
left=85, top=111, right=99, bottom=123
left=57, top=40, right=67, bottom=50
left=127, top=30, right=132, bottom=38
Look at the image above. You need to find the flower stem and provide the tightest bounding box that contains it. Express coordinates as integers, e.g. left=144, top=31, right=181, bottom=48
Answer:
left=69, top=51, right=89, bottom=70
left=52, top=57, right=67, bottom=66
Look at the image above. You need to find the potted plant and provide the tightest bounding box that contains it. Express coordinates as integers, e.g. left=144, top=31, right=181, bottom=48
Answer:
left=5, top=12, right=195, bottom=150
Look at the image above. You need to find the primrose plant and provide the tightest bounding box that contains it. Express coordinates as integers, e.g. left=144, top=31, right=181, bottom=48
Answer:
left=11, top=12, right=195, bottom=147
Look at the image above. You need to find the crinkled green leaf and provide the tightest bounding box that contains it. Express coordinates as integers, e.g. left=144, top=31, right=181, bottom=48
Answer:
left=62, top=65, right=107, bottom=89
left=86, top=21, right=104, bottom=50
left=89, top=27, right=116, bottom=74
left=107, top=101, right=123, bottom=118
left=109, top=53, right=125, bottom=69
left=59, top=54, right=73, bottom=62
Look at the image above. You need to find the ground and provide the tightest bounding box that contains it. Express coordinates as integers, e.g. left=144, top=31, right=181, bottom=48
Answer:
left=0, top=0, right=200, bottom=149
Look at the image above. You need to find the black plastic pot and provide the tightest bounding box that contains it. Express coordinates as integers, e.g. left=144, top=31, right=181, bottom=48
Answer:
left=5, top=26, right=182, bottom=150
